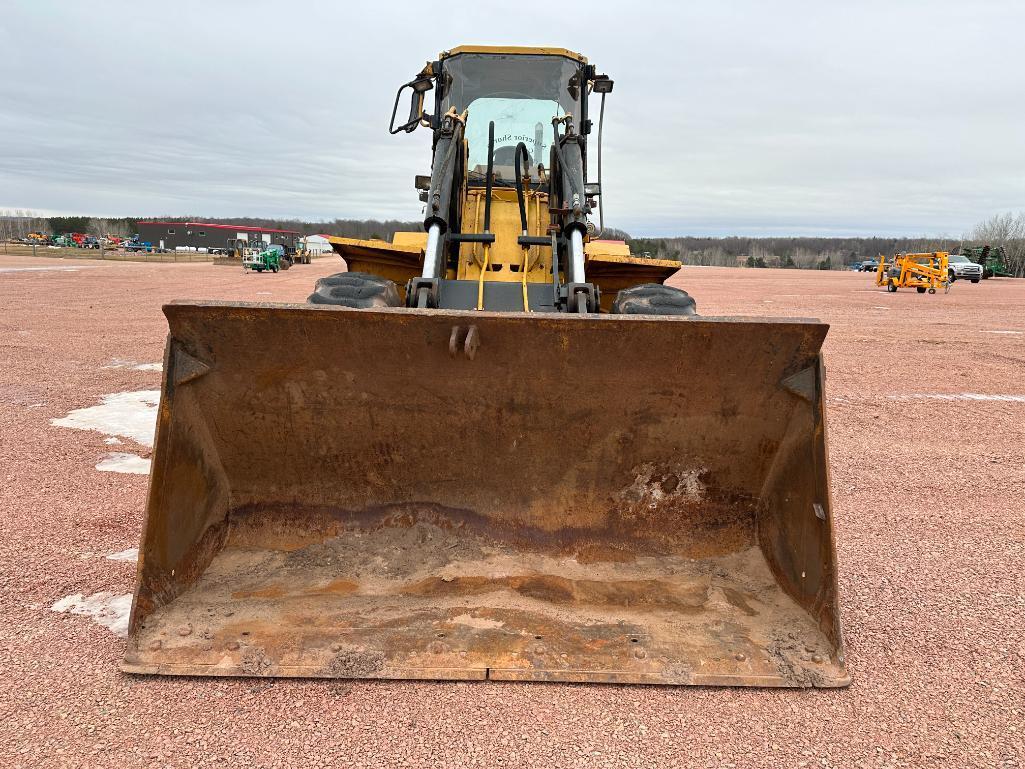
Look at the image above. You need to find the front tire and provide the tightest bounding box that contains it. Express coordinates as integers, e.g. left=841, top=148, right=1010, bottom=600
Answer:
left=308, top=272, right=403, bottom=308
left=887, top=282, right=898, bottom=293
left=612, top=284, right=697, bottom=316
left=970, top=278, right=980, bottom=284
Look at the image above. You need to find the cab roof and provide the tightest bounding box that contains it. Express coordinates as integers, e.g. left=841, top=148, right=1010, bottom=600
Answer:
left=440, top=45, right=587, bottom=63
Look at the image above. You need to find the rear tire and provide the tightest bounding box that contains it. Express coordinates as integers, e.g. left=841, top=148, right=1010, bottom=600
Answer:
left=886, top=282, right=897, bottom=292
left=917, top=286, right=926, bottom=294
left=971, top=278, right=980, bottom=284
left=612, top=284, right=697, bottom=316
left=308, top=272, right=402, bottom=309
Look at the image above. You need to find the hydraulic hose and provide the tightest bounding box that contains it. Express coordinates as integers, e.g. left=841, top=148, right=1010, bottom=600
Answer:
left=596, top=91, right=606, bottom=239
left=513, top=142, right=530, bottom=235
left=484, top=122, right=494, bottom=234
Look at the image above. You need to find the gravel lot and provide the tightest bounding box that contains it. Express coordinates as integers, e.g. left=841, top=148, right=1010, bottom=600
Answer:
left=1, top=253, right=1022, bottom=768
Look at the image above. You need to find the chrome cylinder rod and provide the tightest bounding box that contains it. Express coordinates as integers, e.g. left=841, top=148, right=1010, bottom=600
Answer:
left=422, top=223, right=442, bottom=279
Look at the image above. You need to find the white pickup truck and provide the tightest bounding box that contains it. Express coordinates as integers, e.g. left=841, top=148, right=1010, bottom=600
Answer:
left=947, top=254, right=983, bottom=283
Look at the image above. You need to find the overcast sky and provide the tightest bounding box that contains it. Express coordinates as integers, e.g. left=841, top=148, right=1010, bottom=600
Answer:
left=2, top=0, right=1023, bottom=237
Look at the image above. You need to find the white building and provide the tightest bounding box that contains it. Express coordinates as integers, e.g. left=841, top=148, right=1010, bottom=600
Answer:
left=302, top=234, right=332, bottom=255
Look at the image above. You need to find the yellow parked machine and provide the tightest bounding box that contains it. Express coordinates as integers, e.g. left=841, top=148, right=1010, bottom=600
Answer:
left=122, top=46, right=848, bottom=688
left=876, top=251, right=949, bottom=293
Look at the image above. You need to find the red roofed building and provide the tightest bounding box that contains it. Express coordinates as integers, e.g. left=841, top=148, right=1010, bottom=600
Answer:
left=136, top=221, right=300, bottom=253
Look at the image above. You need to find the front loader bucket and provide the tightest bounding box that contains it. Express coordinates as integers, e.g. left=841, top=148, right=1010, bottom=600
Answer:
left=123, top=302, right=849, bottom=687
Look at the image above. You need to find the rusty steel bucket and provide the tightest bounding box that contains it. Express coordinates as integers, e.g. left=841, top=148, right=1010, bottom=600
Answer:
left=122, top=301, right=849, bottom=687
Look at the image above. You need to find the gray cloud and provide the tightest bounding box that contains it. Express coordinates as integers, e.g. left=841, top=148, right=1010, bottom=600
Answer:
left=2, top=0, right=1023, bottom=236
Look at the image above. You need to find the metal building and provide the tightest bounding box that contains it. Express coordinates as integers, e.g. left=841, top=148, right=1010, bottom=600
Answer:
left=136, top=221, right=300, bottom=253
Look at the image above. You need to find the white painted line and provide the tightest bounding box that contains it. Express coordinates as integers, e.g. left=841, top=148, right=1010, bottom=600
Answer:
left=95, top=452, right=151, bottom=474
left=981, top=330, right=1023, bottom=335
left=0, top=266, right=92, bottom=273
left=51, top=390, right=159, bottom=447
left=51, top=592, right=133, bottom=637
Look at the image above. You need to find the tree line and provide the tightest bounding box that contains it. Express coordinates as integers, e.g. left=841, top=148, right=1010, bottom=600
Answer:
left=3, top=209, right=1022, bottom=276
left=0, top=212, right=422, bottom=243
left=625, top=235, right=965, bottom=270
left=623, top=219, right=1024, bottom=276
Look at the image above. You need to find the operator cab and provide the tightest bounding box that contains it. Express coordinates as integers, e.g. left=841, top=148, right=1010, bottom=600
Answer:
left=390, top=47, right=614, bottom=313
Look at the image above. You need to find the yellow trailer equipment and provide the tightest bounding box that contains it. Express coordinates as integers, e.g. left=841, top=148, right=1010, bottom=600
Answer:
left=876, top=252, right=950, bottom=293
left=122, top=46, right=849, bottom=688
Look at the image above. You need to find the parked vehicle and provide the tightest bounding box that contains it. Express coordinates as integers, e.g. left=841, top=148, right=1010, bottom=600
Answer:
left=243, top=244, right=288, bottom=273
left=946, top=254, right=983, bottom=283
left=858, top=260, right=880, bottom=272
left=124, top=237, right=154, bottom=253
left=961, top=245, right=1013, bottom=279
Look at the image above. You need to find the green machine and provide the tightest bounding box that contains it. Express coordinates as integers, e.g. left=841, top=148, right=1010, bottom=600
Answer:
left=962, top=245, right=1014, bottom=279
left=243, top=244, right=290, bottom=273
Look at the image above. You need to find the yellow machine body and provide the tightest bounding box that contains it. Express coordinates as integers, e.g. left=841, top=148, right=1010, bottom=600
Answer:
left=122, top=45, right=849, bottom=688
left=876, top=252, right=950, bottom=293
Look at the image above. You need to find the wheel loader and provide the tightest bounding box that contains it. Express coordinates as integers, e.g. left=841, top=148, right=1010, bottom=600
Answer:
left=123, top=46, right=849, bottom=687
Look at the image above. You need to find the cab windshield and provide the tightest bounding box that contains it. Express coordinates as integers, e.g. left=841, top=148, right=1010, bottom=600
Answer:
left=439, top=53, right=583, bottom=185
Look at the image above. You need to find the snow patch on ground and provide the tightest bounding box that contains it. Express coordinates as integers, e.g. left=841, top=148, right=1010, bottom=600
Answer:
left=981, top=330, right=1023, bottom=335
left=104, top=437, right=122, bottom=445
left=106, top=548, right=139, bottom=562
left=105, top=359, right=163, bottom=372
left=51, top=390, right=159, bottom=447
left=96, top=452, right=151, bottom=474
left=51, top=592, right=133, bottom=637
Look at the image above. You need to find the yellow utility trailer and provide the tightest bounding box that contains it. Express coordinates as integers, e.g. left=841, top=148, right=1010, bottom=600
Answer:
left=876, top=252, right=949, bottom=293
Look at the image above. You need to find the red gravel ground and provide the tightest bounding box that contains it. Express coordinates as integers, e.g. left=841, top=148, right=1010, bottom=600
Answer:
left=1, top=253, right=1022, bottom=768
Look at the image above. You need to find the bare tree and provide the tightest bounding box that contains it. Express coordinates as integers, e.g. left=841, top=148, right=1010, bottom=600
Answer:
left=968, top=212, right=1025, bottom=277
left=103, top=218, right=130, bottom=238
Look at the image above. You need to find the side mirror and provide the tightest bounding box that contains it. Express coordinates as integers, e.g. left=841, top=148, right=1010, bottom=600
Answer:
left=389, top=76, right=434, bottom=134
